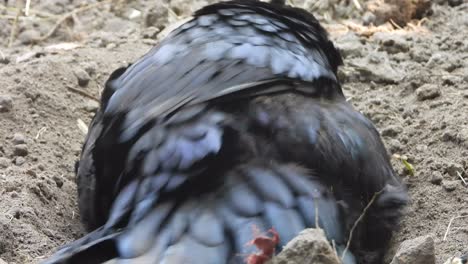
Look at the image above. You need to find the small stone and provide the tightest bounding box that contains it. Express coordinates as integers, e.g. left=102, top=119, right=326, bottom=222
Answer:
left=74, top=68, right=91, bottom=87
left=430, top=172, right=443, bottom=185
left=13, top=144, right=28, bottom=157
left=84, top=100, right=99, bottom=112
left=443, top=180, right=458, bottom=192
left=12, top=133, right=27, bottom=145
left=15, top=156, right=26, bottom=166
left=416, top=84, right=440, bottom=101
left=0, top=157, right=10, bottom=168
left=17, top=29, right=41, bottom=44
left=0, top=95, right=13, bottom=112
left=382, top=125, right=403, bottom=138
left=269, top=228, right=341, bottom=264
left=445, top=163, right=464, bottom=177
left=390, top=235, right=435, bottom=264
left=106, top=43, right=117, bottom=49
left=0, top=257, right=8, bottom=264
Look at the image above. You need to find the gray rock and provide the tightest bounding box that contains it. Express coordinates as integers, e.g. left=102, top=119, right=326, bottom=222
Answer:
left=18, top=29, right=41, bottom=45
left=0, top=157, right=10, bottom=168
left=74, top=68, right=91, bottom=87
left=416, top=84, right=440, bottom=101
left=430, top=171, right=443, bottom=185
left=443, top=180, right=458, bottom=192
left=390, top=235, right=435, bottom=264
left=84, top=100, right=99, bottom=113
left=15, top=156, right=26, bottom=166
left=267, top=229, right=342, bottom=264
left=0, top=95, right=13, bottom=112
left=12, top=133, right=27, bottom=145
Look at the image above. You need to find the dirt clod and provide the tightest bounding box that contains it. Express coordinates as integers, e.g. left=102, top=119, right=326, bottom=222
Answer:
left=13, top=144, right=28, bottom=157
left=430, top=172, right=444, bottom=185
left=416, top=84, right=440, bottom=101
left=443, top=180, right=458, bottom=192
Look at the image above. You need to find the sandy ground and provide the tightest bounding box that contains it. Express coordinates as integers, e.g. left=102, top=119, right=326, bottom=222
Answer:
left=0, top=0, right=467, bottom=263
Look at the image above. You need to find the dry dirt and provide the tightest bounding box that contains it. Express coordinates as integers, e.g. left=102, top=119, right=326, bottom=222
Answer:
left=0, top=0, right=467, bottom=263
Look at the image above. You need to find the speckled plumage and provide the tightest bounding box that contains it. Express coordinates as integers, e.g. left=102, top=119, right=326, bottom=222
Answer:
left=44, top=1, right=407, bottom=263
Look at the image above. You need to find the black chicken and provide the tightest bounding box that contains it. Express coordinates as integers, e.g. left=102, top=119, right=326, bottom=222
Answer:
left=44, top=0, right=408, bottom=263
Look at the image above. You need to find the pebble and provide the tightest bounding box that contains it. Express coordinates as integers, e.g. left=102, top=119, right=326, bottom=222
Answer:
left=443, top=180, right=458, bottom=192
left=416, top=84, right=440, bottom=101
left=430, top=171, right=443, bottom=185
left=0, top=157, right=10, bottom=168
left=0, top=95, right=13, bottom=112
left=12, top=133, right=27, bottom=145
left=390, top=235, right=435, bottom=264
left=84, top=100, right=99, bottom=112
left=74, top=68, right=91, bottom=87
left=15, top=156, right=26, bottom=166
left=273, top=228, right=341, bottom=264
left=0, top=257, right=7, bottom=264
left=17, top=29, right=41, bottom=45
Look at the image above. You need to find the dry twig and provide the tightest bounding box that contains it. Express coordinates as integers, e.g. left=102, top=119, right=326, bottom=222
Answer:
left=38, top=0, right=112, bottom=42
left=443, top=215, right=468, bottom=241
left=8, top=0, right=23, bottom=47
left=66, top=86, right=100, bottom=102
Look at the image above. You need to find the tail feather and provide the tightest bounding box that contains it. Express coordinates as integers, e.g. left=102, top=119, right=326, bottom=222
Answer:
left=44, top=163, right=356, bottom=264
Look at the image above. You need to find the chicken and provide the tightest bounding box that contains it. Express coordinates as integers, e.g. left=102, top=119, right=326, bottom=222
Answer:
left=44, top=0, right=408, bottom=263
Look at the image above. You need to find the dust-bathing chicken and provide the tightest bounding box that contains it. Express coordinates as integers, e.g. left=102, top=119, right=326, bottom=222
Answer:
left=45, top=0, right=408, bottom=263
